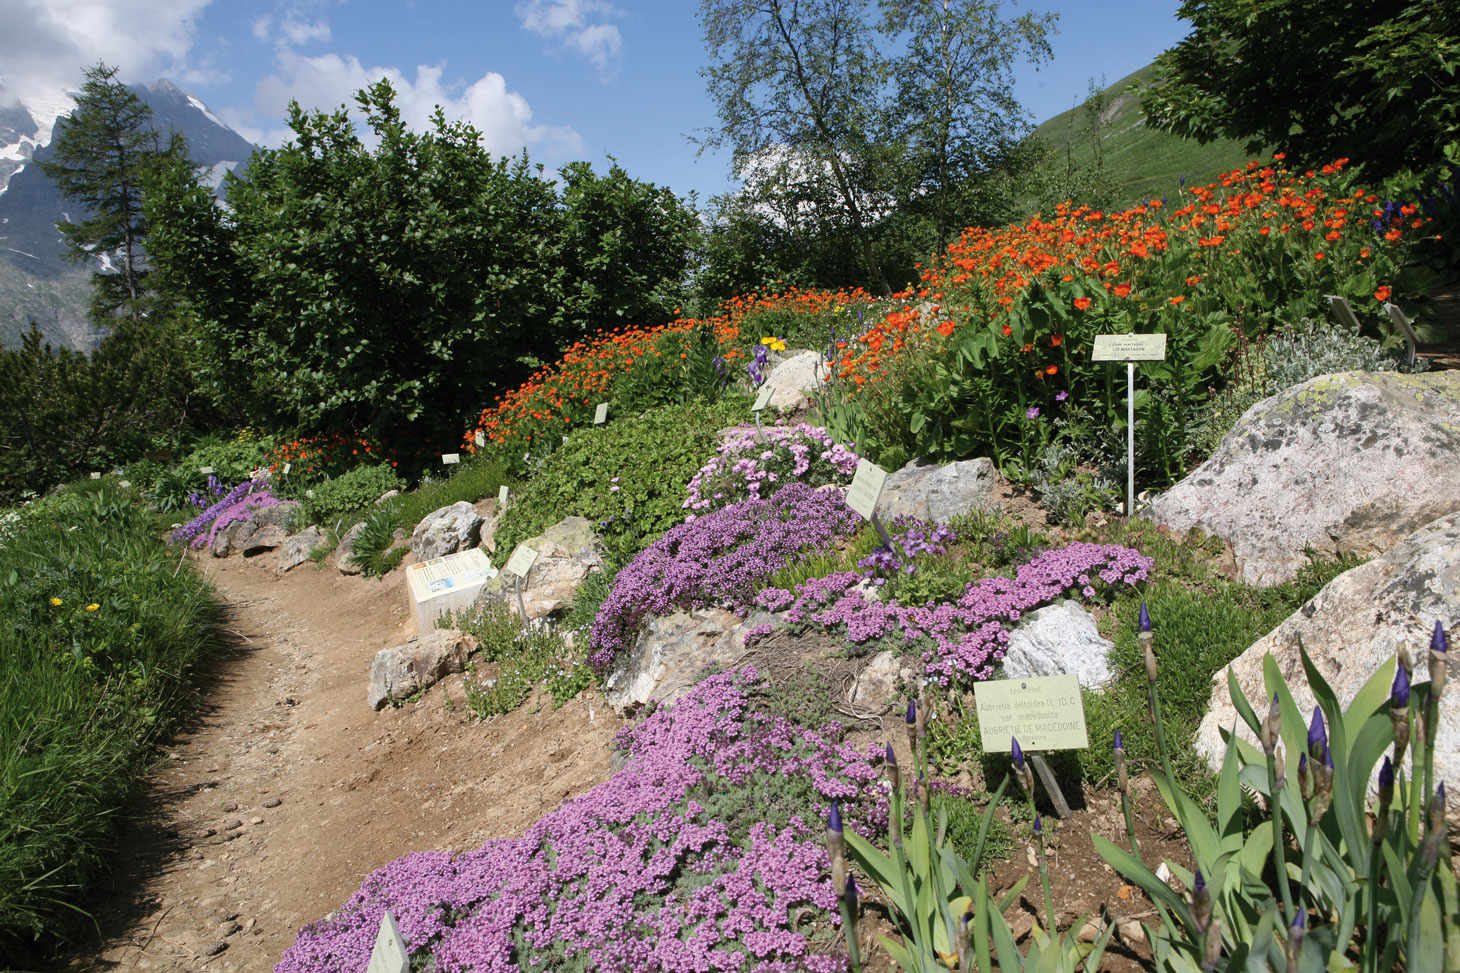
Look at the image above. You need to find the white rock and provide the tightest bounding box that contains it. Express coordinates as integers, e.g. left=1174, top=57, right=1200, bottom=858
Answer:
left=1002, top=600, right=1114, bottom=689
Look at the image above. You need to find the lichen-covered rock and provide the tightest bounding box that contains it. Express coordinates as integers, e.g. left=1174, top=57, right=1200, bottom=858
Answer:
left=880, top=457, right=1003, bottom=525
left=482, top=516, right=606, bottom=620
left=603, top=608, right=777, bottom=714
left=367, top=629, right=478, bottom=711
left=1147, top=371, right=1460, bottom=586
left=335, top=521, right=366, bottom=575
left=277, top=526, right=325, bottom=574
left=1194, top=511, right=1460, bottom=818
left=410, top=501, right=483, bottom=562
left=1002, top=600, right=1114, bottom=689
left=763, top=350, right=825, bottom=411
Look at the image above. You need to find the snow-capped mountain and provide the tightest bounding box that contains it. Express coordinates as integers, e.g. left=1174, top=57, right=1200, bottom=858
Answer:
left=0, top=79, right=257, bottom=349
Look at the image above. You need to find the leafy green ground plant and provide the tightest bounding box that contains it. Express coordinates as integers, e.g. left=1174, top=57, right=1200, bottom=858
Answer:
left=293, top=462, right=402, bottom=526
left=0, top=483, right=222, bottom=964
left=456, top=599, right=593, bottom=717
left=1094, top=612, right=1459, bottom=972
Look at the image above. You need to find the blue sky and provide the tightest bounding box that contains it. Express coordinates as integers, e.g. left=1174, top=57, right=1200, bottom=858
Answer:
left=3, top=0, right=1194, bottom=202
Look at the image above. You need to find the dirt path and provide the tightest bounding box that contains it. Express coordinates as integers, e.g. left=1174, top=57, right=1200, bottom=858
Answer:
left=62, top=553, right=622, bottom=972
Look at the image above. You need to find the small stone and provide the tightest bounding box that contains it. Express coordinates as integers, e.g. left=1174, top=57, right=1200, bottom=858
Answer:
left=222, top=818, right=243, bottom=831
left=250, top=816, right=263, bottom=825
left=199, top=827, right=217, bottom=838
left=1117, top=920, right=1146, bottom=945
left=201, top=941, right=228, bottom=957
left=262, top=797, right=282, bottom=808
left=1077, top=919, right=1103, bottom=944
left=218, top=922, right=242, bottom=938
left=217, top=911, right=240, bottom=922
left=221, top=802, right=238, bottom=813
left=242, top=918, right=256, bottom=932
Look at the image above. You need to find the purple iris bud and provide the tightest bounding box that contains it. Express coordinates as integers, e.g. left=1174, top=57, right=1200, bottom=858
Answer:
left=1179, top=175, right=1185, bottom=187
left=844, top=873, right=858, bottom=908
left=1379, top=755, right=1395, bottom=792
left=1194, top=870, right=1205, bottom=894
left=1011, top=737, right=1025, bottom=769
left=1308, top=707, right=1327, bottom=756
left=1033, top=814, right=1042, bottom=835
left=1113, top=729, right=1123, bottom=751
left=885, top=742, right=897, bottom=766
left=1433, top=621, right=1449, bottom=654
left=1392, top=662, right=1411, bottom=708
left=1323, top=743, right=1332, bottom=771
left=906, top=699, right=916, bottom=726
left=829, top=801, right=842, bottom=834
left=1291, top=910, right=1306, bottom=932
left=1139, top=602, right=1151, bottom=633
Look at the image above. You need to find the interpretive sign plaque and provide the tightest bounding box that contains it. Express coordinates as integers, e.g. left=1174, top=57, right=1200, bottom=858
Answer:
left=503, top=544, right=539, bottom=579
left=845, top=459, right=888, bottom=521
left=751, top=383, right=776, bottom=413
left=1091, top=333, right=1167, bottom=362
left=441, top=453, right=460, bottom=465
left=366, top=910, right=409, bottom=973
left=594, top=402, right=609, bottom=425
left=404, top=548, right=497, bottom=636
left=973, top=674, right=1088, bottom=752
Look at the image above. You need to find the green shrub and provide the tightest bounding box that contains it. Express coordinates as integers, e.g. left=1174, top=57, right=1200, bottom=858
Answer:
left=296, top=463, right=402, bottom=527
left=177, top=430, right=279, bottom=486
left=457, top=600, right=593, bottom=716
left=0, top=483, right=221, bottom=963
left=494, top=399, right=750, bottom=564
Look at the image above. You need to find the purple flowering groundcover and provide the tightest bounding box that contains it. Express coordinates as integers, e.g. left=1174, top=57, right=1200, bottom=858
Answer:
left=277, top=667, right=884, bottom=973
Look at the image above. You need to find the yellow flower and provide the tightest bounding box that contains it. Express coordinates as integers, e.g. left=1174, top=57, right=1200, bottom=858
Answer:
left=769, top=338, right=787, bottom=352
left=760, top=337, right=774, bottom=345
left=86, top=603, right=100, bottom=612
left=49, top=597, right=62, bottom=606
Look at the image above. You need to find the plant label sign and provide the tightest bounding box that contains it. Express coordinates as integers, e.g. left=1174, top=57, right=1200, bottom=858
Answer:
left=405, top=548, right=497, bottom=637
left=1091, top=333, right=1166, bottom=362
left=90, top=471, right=101, bottom=479
left=366, top=910, right=409, bottom=973
left=198, top=466, right=214, bottom=475
left=283, top=463, right=292, bottom=475
left=750, top=383, right=776, bottom=413
left=503, top=544, right=539, bottom=579
left=474, top=431, right=486, bottom=448
left=594, top=402, right=609, bottom=425
left=498, top=484, right=509, bottom=509
left=845, top=458, right=888, bottom=521
left=973, top=674, right=1088, bottom=752
left=441, top=453, right=461, bottom=465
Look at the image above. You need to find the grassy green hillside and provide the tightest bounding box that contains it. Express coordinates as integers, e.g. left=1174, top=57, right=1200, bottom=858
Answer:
left=1033, top=65, right=1259, bottom=207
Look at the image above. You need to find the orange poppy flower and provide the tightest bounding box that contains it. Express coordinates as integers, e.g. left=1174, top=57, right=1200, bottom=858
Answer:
left=1073, top=297, right=1091, bottom=310
left=1374, top=286, right=1392, bottom=302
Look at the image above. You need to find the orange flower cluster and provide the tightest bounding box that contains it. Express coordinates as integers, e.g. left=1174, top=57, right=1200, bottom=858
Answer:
left=266, top=432, right=386, bottom=478
left=464, top=286, right=876, bottom=451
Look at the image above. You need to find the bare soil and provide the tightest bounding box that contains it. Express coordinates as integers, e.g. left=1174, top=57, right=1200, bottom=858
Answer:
left=60, top=553, right=623, bottom=972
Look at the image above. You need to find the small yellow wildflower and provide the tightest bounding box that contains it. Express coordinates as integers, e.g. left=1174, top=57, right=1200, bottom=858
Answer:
left=49, top=597, right=62, bottom=606
left=86, top=603, right=100, bottom=612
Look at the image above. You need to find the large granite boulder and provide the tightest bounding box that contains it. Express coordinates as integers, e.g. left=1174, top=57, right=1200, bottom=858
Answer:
left=367, top=629, right=478, bottom=711
left=411, top=501, right=484, bottom=562
left=880, top=457, right=1004, bottom=525
left=1147, top=371, right=1460, bottom=586
left=1194, top=512, right=1460, bottom=816
left=763, top=350, right=825, bottom=411
left=604, top=608, right=778, bottom=714
left=277, top=526, right=325, bottom=574
left=1001, top=600, right=1114, bottom=689
left=483, top=516, right=606, bottom=620
left=211, top=502, right=296, bottom=557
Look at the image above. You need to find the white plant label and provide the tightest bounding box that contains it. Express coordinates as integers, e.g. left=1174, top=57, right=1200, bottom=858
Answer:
left=441, top=453, right=461, bottom=465
left=497, top=484, right=509, bottom=508
left=365, top=910, right=409, bottom=973
left=846, top=459, right=888, bottom=520
left=503, top=544, right=540, bottom=579
left=90, top=472, right=101, bottom=480
left=751, top=383, right=776, bottom=413
left=594, top=402, right=609, bottom=425
left=198, top=466, right=214, bottom=475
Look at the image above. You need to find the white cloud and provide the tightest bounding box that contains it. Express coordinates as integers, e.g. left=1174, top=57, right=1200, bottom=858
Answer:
left=0, top=0, right=210, bottom=110
left=237, top=51, right=583, bottom=160
left=516, top=0, right=623, bottom=75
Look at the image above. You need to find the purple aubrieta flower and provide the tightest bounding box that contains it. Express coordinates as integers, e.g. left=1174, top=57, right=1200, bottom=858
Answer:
left=1025, top=406, right=1040, bottom=419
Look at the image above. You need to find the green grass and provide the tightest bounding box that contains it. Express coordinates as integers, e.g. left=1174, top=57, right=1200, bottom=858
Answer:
left=1031, top=64, right=1259, bottom=209
left=0, top=482, right=223, bottom=964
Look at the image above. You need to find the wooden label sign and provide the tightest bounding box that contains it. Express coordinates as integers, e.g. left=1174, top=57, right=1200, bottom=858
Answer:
left=198, top=466, right=214, bottom=475
left=845, top=458, right=888, bottom=520
left=750, top=383, right=776, bottom=413
left=503, top=544, right=539, bottom=579
left=593, top=402, right=609, bottom=425
left=497, top=484, right=509, bottom=509
left=441, top=453, right=461, bottom=465
left=1091, top=333, right=1167, bottom=362
left=974, top=674, right=1088, bottom=752
left=366, top=910, right=409, bottom=973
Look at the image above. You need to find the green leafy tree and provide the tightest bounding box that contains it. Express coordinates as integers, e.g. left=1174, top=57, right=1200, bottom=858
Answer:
left=553, top=159, right=702, bottom=333
left=1143, top=0, right=1459, bottom=176
left=698, top=0, right=896, bottom=294
left=38, top=62, right=186, bottom=324
left=878, top=0, right=1056, bottom=253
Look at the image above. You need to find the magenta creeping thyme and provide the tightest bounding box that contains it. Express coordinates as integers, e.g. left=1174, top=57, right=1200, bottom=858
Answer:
left=752, top=543, right=1153, bottom=685
left=169, top=480, right=284, bottom=549
left=589, top=482, right=861, bottom=674
left=857, top=515, right=957, bottom=581
left=683, top=424, right=859, bottom=517
left=276, top=668, right=884, bottom=973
